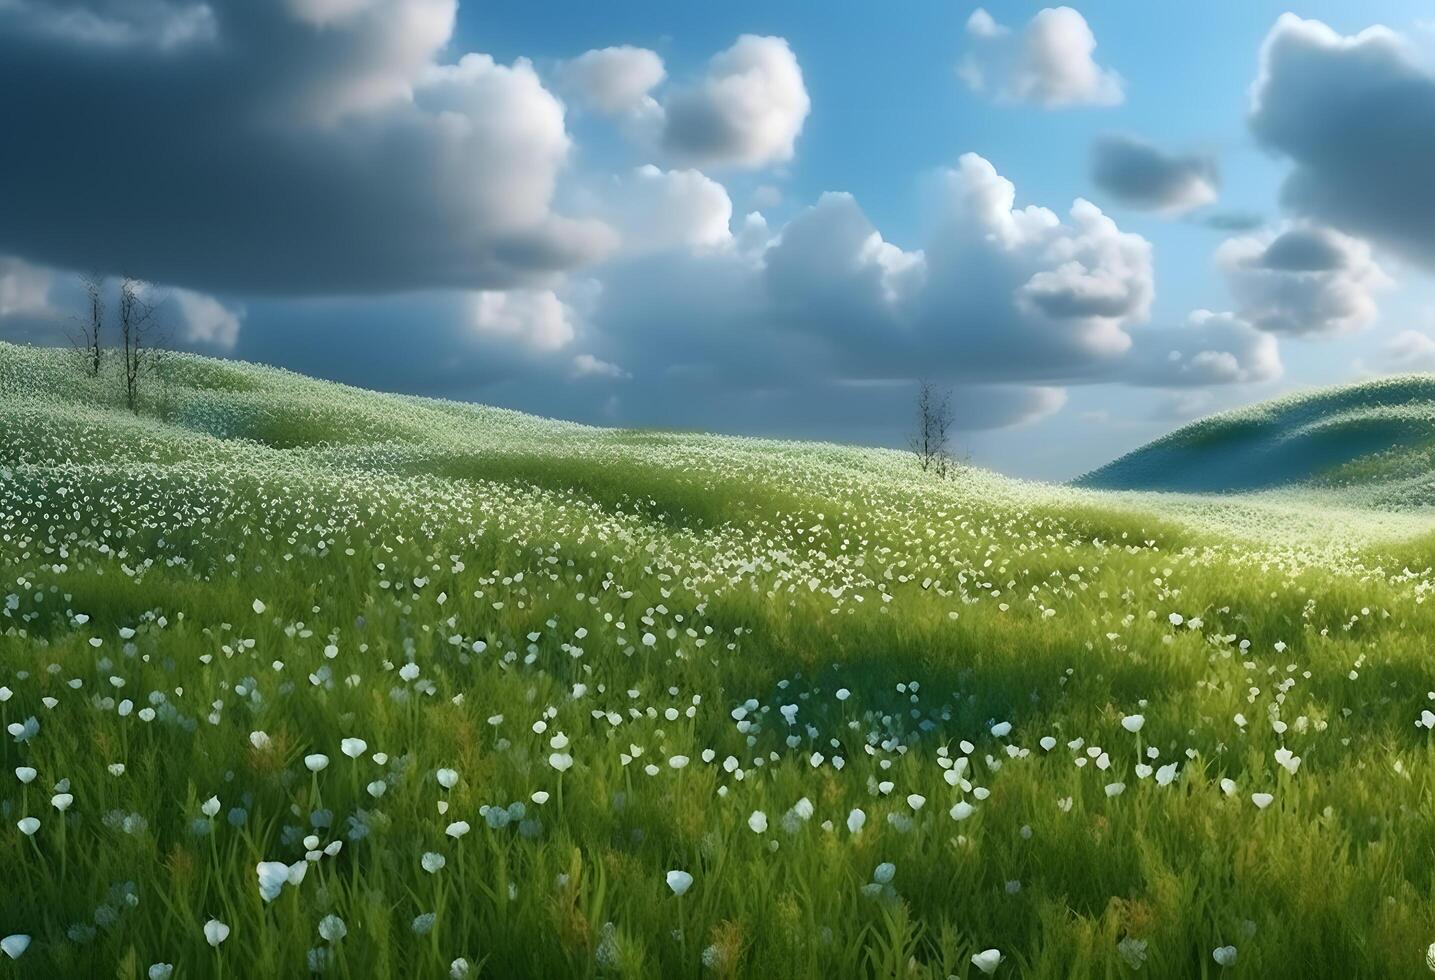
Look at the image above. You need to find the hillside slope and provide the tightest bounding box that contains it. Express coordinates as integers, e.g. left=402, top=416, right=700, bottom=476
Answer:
left=1, top=341, right=1425, bottom=549
left=1075, top=375, right=1435, bottom=502
left=7, top=342, right=1435, bottom=976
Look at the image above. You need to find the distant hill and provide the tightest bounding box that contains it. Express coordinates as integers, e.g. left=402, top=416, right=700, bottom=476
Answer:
left=1075, top=375, right=1435, bottom=502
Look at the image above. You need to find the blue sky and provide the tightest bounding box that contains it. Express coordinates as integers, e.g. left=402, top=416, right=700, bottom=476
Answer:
left=4, top=1, right=1435, bottom=478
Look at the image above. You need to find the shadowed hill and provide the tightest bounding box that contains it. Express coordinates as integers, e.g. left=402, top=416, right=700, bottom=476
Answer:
left=1075, top=375, right=1435, bottom=499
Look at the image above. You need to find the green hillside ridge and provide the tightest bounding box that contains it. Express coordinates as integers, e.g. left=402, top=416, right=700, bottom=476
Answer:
left=1075, top=375, right=1435, bottom=503
left=9, top=340, right=1435, bottom=977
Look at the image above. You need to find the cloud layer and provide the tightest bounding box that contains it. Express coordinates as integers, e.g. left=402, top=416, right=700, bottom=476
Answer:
left=0, top=5, right=1343, bottom=453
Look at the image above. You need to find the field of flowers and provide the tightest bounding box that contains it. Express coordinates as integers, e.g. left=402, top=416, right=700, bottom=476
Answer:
left=5, top=340, right=1435, bottom=977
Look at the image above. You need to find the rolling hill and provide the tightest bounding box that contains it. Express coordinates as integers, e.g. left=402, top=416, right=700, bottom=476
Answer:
left=1074, top=375, right=1435, bottom=505
left=6, top=340, right=1435, bottom=977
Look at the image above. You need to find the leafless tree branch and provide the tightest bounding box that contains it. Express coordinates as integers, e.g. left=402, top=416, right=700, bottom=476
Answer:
left=909, top=380, right=956, bottom=478
left=118, top=276, right=166, bottom=412
left=70, top=273, right=105, bottom=377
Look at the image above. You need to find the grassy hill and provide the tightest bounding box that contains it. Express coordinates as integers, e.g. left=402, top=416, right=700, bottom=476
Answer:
left=1075, top=375, right=1435, bottom=504
left=5, top=341, right=1435, bottom=977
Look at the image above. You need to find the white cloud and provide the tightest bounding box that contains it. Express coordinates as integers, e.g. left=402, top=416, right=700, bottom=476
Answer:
left=660, top=35, right=810, bottom=168
left=469, top=289, right=576, bottom=352
left=413, top=52, right=596, bottom=244
left=961, top=7, right=1123, bottom=108
left=168, top=288, right=244, bottom=350
left=1216, top=224, right=1388, bottom=337
left=597, top=165, right=733, bottom=254
left=764, top=191, right=925, bottom=341
left=916, top=153, right=1151, bottom=379
left=584, top=153, right=1167, bottom=395
left=965, top=8, right=1008, bottom=41
left=1127, top=311, right=1282, bottom=387
left=559, top=45, right=665, bottom=115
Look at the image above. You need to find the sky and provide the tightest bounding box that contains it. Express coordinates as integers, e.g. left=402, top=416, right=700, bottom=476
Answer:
left=4, top=1, right=1435, bottom=479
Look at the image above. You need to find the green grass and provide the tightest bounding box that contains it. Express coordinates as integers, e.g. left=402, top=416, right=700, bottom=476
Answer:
left=1075, top=373, right=1435, bottom=498
left=5, top=341, right=1435, bottom=978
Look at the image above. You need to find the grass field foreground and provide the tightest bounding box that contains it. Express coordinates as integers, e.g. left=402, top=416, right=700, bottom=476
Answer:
left=4, top=343, right=1435, bottom=977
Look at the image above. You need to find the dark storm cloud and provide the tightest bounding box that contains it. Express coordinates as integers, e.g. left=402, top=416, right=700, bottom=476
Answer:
left=0, top=0, right=613, bottom=295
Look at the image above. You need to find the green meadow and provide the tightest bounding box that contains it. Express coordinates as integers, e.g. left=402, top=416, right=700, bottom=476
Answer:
left=5, top=341, right=1435, bottom=977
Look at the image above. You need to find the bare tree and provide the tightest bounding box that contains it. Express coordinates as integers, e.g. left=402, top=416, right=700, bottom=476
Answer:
left=72, top=273, right=105, bottom=377
left=117, top=277, right=163, bottom=412
left=909, top=380, right=955, bottom=478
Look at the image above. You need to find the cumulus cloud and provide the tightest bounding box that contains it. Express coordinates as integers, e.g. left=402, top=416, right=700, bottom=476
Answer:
left=577, top=154, right=1242, bottom=401
left=0, top=0, right=615, bottom=295
left=469, top=289, right=577, bottom=352
left=960, top=7, right=1123, bottom=108
left=1250, top=14, right=1435, bottom=267
left=1216, top=224, right=1388, bottom=336
left=623, top=155, right=1154, bottom=389
left=914, top=153, right=1151, bottom=380
left=1090, top=134, right=1218, bottom=215
left=593, top=166, right=734, bottom=254
left=660, top=35, right=810, bottom=168
left=559, top=45, right=665, bottom=115
left=1126, top=311, right=1281, bottom=387
left=168, top=289, right=244, bottom=350
left=763, top=192, right=925, bottom=349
